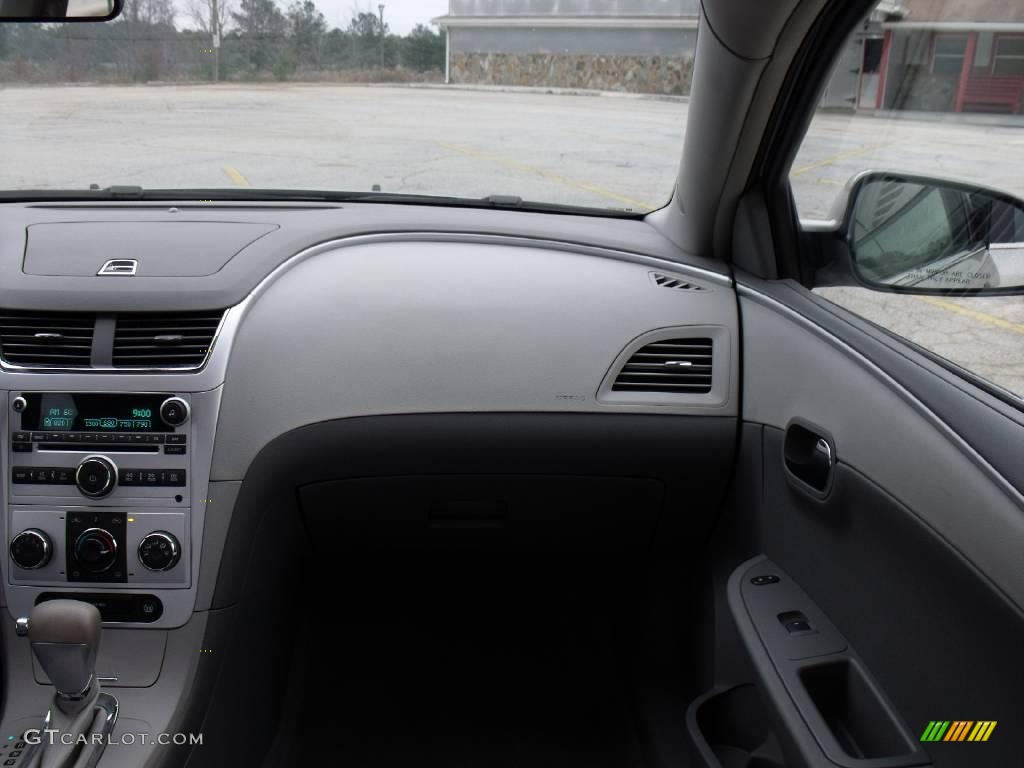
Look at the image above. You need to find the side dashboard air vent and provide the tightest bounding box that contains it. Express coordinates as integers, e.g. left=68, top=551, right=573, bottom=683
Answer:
left=612, top=338, right=713, bottom=394
left=113, top=311, right=225, bottom=368
left=0, top=311, right=95, bottom=367
left=651, top=272, right=707, bottom=291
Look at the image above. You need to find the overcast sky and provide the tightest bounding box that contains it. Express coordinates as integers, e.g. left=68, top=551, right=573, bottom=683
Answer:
left=189, top=0, right=450, bottom=34
left=328, top=0, right=449, bottom=34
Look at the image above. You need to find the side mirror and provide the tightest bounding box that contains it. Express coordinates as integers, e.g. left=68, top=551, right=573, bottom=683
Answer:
left=0, top=0, right=120, bottom=21
left=815, top=171, right=1024, bottom=295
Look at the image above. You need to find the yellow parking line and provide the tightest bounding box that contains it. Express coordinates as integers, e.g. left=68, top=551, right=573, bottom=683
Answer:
left=918, top=296, right=1024, bottom=335
left=791, top=141, right=899, bottom=177
left=222, top=166, right=250, bottom=187
left=435, top=141, right=656, bottom=211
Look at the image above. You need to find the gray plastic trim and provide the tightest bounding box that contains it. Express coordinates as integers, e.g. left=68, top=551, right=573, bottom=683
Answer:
left=0, top=204, right=728, bottom=312
left=211, top=238, right=739, bottom=480
left=738, top=285, right=1024, bottom=615
left=194, top=481, right=240, bottom=612
left=728, top=556, right=930, bottom=768
left=22, top=221, right=278, bottom=277
left=596, top=325, right=733, bottom=409
left=0, top=232, right=726, bottom=393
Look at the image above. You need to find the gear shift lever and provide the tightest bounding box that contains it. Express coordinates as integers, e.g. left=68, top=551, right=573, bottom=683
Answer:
left=22, top=601, right=117, bottom=768
left=29, top=600, right=101, bottom=712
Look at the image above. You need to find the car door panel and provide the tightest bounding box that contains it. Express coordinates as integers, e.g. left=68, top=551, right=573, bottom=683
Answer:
left=728, top=555, right=930, bottom=768
left=695, top=282, right=1024, bottom=768
left=740, top=288, right=1024, bottom=611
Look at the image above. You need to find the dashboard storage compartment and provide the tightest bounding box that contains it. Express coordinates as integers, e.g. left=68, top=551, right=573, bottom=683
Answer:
left=301, top=474, right=665, bottom=553
left=687, top=684, right=786, bottom=768
left=798, top=659, right=914, bottom=760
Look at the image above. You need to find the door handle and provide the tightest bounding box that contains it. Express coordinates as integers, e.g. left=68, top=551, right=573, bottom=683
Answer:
left=783, top=420, right=835, bottom=497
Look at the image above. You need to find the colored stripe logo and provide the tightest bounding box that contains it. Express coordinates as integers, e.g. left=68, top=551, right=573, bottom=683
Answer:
left=921, top=721, right=997, bottom=742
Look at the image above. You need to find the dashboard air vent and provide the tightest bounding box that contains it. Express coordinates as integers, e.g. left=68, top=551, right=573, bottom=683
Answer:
left=0, top=311, right=94, bottom=367
left=113, top=310, right=225, bottom=368
left=651, top=272, right=706, bottom=291
left=612, top=338, right=713, bottom=394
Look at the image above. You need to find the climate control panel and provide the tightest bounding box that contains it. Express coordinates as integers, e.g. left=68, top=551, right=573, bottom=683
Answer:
left=8, top=508, right=187, bottom=586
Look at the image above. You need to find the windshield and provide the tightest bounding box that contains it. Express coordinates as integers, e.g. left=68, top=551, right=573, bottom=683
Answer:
left=0, top=0, right=696, bottom=213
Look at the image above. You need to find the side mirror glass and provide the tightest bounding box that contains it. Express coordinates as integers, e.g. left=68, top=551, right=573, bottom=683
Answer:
left=844, top=173, right=1024, bottom=293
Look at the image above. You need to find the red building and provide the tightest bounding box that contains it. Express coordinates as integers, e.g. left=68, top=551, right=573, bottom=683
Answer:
left=878, top=0, right=1024, bottom=113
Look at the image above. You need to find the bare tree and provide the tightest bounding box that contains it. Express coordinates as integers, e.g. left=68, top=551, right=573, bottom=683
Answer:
left=188, top=0, right=233, bottom=80
left=135, top=0, right=176, bottom=25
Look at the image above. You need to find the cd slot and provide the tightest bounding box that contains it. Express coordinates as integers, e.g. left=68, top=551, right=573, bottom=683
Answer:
left=39, top=443, right=160, bottom=453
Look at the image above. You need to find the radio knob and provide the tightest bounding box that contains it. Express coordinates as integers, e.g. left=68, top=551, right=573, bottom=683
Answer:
left=159, top=397, right=189, bottom=427
left=74, top=528, right=118, bottom=574
left=138, top=532, right=180, bottom=572
left=75, top=456, right=117, bottom=498
left=12, top=395, right=27, bottom=413
left=10, top=529, right=52, bottom=570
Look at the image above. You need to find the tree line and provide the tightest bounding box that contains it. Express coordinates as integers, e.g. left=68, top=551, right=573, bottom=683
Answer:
left=0, top=2, right=445, bottom=83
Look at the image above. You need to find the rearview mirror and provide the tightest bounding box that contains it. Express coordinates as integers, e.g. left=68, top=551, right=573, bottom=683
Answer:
left=0, top=0, right=120, bottom=21
left=836, top=172, right=1024, bottom=294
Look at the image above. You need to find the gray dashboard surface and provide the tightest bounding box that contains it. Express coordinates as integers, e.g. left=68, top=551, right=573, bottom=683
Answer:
left=211, top=239, right=738, bottom=480
left=24, top=221, right=278, bottom=277
left=0, top=203, right=726, bottom=311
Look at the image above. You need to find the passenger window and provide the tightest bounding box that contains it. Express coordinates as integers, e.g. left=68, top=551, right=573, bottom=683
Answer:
left=791, top=0, right=1024, bottom=400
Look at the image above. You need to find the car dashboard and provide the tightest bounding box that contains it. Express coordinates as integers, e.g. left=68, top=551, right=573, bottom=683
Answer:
left=0, top=201, right=740, bottom=765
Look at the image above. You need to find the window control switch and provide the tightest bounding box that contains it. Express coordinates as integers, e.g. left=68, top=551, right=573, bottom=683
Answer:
left=778, top=610, right=816, bottom=635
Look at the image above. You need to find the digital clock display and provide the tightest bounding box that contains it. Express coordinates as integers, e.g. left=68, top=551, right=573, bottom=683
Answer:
left=20, top=393, right=175, bottom=433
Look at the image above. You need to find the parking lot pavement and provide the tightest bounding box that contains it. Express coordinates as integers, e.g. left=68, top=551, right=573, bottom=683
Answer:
left=792, top=111, right=1024, bottom=219
left=0, top=84, right=685, bottom=212
left=0, top=84, right=1021, bottom=398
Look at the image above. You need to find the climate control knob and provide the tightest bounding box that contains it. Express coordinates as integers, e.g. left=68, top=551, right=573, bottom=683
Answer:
left=75, top=455, right=117, bottom=498
left=10, top=529, right=52, bottom=570
left=74, top=528, right=118, bottom=574
left=138, top=532, right=180, bottom=572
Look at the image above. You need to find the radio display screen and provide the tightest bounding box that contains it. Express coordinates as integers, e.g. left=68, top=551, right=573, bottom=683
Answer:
left=20, top=393, right=174, bottom=433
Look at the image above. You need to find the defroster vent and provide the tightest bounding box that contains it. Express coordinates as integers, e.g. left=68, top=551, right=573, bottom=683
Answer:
left=612, top=338, right=713, bottom=394
left=113, top=310, right=225, bottom=368
left=0, top=311, right=94, bottom=367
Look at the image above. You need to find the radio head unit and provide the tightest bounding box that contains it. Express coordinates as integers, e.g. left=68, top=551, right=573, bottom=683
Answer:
left=8, top=392, right=191, bottom=500
left=17, top=392, right=183, bottom=433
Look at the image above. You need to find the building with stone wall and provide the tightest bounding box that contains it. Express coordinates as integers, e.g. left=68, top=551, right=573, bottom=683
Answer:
left=432, top=0, right=698, bottom=96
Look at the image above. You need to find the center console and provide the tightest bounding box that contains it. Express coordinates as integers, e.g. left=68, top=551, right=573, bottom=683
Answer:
left=7, top=391, right=198, bottom=625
